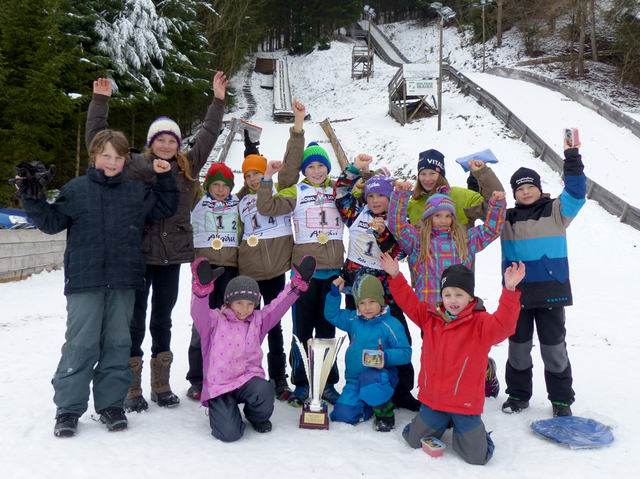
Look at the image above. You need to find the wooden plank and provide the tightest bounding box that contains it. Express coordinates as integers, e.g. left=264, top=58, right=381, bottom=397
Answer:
left=319, top=119, right=350, bottom=171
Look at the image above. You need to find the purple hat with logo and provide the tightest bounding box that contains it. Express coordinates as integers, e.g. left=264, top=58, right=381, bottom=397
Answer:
left=364, top=174, right=395, bottom=199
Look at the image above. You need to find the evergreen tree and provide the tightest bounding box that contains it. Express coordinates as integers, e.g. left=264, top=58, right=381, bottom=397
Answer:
left=0, top=0, right=76, bottom=206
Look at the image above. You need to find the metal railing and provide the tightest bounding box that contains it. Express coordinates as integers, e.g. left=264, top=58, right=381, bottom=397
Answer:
left=446, top=65, right=640, bottom=230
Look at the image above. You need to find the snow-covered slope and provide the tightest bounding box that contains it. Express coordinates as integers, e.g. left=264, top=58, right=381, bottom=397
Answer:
left=2, top=21, right=639, bottom=478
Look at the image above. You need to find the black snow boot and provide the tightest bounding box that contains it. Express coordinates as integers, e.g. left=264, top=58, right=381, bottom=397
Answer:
left=99, top=407, right=128, bottom=432
left=54, top=413, right=79, bottom=438
left=372, top=399, right=395, bottom=432
left=251, top=420, right=272, bottom=433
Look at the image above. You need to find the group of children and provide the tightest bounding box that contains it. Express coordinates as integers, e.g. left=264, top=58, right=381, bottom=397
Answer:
left=13, top=82, right=586, bottom=464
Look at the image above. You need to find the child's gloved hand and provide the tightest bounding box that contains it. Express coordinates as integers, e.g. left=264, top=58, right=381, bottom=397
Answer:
left=243, top=129, right=260, bottom=157
left=9, top=161, right=56, bottom=199
left=291, top=255, right=317, bottom=292
left=191, top=257, right=224, bottom=297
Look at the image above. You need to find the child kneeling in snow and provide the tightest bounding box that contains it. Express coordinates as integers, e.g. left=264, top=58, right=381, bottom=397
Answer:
left=380, top=253, right=525, bottom=465
left=325, top=274, right=412, bottom=432
left=190, top=255, right=316, bottom=442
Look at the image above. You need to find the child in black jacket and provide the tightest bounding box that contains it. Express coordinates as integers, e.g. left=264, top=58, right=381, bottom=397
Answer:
left=16, top=130, right=179, bottom=437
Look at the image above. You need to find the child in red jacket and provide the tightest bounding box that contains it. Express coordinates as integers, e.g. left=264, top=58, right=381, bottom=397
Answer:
left=380, top=253, right=525, bottom=465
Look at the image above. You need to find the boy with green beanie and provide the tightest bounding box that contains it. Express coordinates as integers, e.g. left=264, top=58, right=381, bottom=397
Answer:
left=324, top=274, right=412, bottom=432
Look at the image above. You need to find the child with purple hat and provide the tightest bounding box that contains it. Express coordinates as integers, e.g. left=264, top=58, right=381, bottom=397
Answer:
left=333, top=154, right=420, bottom=412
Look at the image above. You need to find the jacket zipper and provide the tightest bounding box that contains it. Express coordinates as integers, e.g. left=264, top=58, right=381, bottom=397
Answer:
left=454, top=357, right=469, bottom=396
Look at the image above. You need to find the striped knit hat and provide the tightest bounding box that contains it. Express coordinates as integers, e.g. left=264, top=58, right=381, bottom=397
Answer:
left=204, top=163, right=234, bottom=192
left=302, top=142, right=331, bottom=174
left=146, top=117, right=182, bottom=149
left=224, top=276, right=261, bottom=306
left=422, top=186, right=456, bottom=221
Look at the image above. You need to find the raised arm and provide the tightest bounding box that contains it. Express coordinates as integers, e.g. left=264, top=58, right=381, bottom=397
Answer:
left=464, top=162, right=505, bottom=224
left=558, top=146, right=586, bottom=225
left=467, top=192, right=506, bottom=256
left=277, top=99, right=306, bottom=189
left=334, top=162, right=365, bottom=226
left=324, top=278, right=356, bottom=333
left=388, top=188, right=420, bottom=257
left=86, top=78, right=112, bottom=150
left=259, top=283, right=301, bottom=337
left=186, top=73, right=227, bottom=176
left=255, top=180, right=296, bottom=217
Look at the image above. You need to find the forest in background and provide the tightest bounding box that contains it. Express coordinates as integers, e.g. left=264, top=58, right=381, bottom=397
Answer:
left=1, top=0, right=639, bottom=206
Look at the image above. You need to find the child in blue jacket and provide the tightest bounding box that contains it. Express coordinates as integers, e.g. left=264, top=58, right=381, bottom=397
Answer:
left=325, top=274, right=412, bottom=431
left=500, top=137, right=586, bottom=418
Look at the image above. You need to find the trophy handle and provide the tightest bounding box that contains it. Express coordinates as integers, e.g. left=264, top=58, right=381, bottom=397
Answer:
left=293, top=335, right=311, bottom=388
left=317, top=336, right=345, bottom=394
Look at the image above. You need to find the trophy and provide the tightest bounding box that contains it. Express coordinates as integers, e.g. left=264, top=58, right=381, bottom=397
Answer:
left=293, top=335, right=345, bottom=430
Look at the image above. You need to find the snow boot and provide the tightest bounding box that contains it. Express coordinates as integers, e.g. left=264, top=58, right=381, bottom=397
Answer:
left=150, top=351, right=180, bottom=408
left=268, top=353, right=291, bottom=401
left=124, top=356, right=148, bottom=413
left=552, top=401, right=573, bottom=417
left=502, top=396, right=529, bottom=414
left=98, top=407, right=128, bottom=432
left=251, top=419, right=272, bottom=433
left=321, top=385, right=341, bottom=405
left=372, top=399, right=395, bottom=432
left=54, top=413, right=79, bottom=438
left=485, top=357, right=500, bottom=398
left=274, top=378, right=292, bottom=401
left=187, top=382, right=203, bottom=400
left=287, top=385, right=309, bottom=407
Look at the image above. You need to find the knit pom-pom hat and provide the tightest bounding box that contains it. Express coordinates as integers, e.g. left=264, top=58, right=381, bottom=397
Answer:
left=422, top=186, right=456, bottom=221
left=224, top=276, right=261, bottom=307
left=146, top=117, right=182, bottom=149
left=204, top=163, right=234, bottom=192
left=302, top=142, right=331, bottom=175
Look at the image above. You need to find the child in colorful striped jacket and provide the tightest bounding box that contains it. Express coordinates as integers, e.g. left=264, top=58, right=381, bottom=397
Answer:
left=388, top=183, right=506, bottom=306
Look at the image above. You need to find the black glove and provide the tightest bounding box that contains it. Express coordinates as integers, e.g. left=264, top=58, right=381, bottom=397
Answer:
left=196, top=261, right=225, bottom=286
left=243, top=129, right=261, bottom=157
left=8, top=161, right=56, bottom=200
left=292, top=255, right=317, bottom=284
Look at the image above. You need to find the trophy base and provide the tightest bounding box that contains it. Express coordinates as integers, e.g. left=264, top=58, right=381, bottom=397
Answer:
left=299, top=403, right=329, bottom=430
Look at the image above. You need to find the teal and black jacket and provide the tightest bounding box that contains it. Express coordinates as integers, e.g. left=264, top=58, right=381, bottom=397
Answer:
left=500, top=148, right=586, bottom=309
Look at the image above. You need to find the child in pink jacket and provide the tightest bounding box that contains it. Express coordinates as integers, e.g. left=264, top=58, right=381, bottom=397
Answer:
left=190, top=255, right=316, bottom=442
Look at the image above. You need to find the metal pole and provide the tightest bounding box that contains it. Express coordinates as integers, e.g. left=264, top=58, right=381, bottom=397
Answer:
left=437, top=15, right=443, bottom=131
left=482, top=5, right=486, bottom=72
left=367, top=18, right=371, bottom=83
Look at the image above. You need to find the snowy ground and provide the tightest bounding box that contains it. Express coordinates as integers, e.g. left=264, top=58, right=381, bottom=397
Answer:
left=2, top=21, right=640, bottom=478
